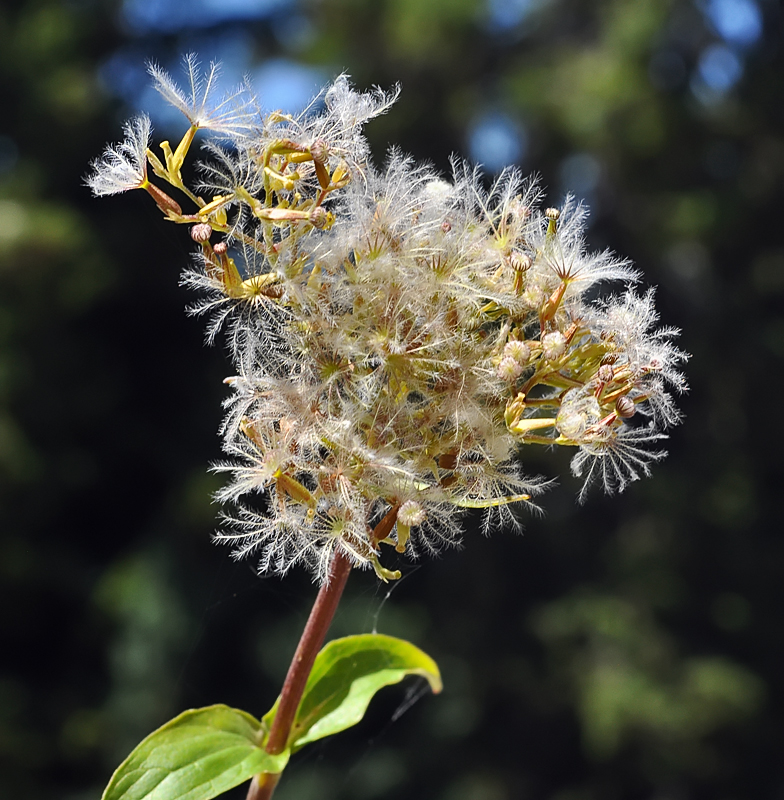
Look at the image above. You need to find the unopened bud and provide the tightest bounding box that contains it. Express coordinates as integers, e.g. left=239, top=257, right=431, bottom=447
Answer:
left=510, top=252, right=533, bottom=295
left=309, top=206, right=329, bottom=229
left=542, top=331, right=566, bottom=361
left=597, top=364, right=614, bottom=384
left=615, top=395, right=636, bottom=418
left=545, top=207, right=560, bottom=239
left=213, top=241, right=228, bottom=255
left=509, top=252, right=532, bottom=273
left=190, top=223, right=212, bottom=243
left=309, top=139, right=329, bottom=164
left=441, top=220, right=452, bottom=233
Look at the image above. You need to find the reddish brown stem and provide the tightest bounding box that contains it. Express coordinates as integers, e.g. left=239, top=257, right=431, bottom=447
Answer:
left=265, top=550, right=353, bottom=755
left=245, top=771, right=280, bottom=800
left=245, top=508, right=402, bottom=800
left=245, top=549, right=353, bottom=800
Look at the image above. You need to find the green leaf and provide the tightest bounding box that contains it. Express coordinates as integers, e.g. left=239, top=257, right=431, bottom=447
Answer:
left=102, top=705, right=289, bottom=800
left=263, top=634, right=442, bottom=751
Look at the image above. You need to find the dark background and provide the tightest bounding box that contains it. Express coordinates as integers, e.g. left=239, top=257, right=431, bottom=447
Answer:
left=1, top=0, right=783, bottom=798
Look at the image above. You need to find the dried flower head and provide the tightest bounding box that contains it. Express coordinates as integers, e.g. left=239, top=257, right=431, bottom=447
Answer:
left=86, top=114, right=152, bottom=196
left=88, top=58, right=687, bottom=581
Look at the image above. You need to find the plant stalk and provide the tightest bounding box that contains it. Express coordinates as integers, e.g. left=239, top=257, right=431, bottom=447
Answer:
left=246, top=772, right=280, bottom=800
left=266, top=550, right=353, bottom=755
left=245, top=549, right=353, bottom=800
left=245, top=509, right=400, bottom=800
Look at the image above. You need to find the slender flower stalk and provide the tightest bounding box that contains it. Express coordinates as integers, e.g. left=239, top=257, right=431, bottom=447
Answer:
left=245, top=504, right=400, bottom=799
left=264, top=551, right=352, bottom=756
left=244, top=549, right=352, bottom=800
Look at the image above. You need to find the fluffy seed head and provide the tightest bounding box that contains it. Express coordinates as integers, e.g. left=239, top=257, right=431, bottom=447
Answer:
left=90, top=64, right=687, bottom=580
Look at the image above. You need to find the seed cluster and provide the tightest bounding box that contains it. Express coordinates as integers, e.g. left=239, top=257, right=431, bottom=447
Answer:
left=87, top=57, right=687, bottom=581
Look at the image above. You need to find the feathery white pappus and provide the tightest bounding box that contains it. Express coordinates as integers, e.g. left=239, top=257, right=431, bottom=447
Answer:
left=88, top=55, right=688, bottom=582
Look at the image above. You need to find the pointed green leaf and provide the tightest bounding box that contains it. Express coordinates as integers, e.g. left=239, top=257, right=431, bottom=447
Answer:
left=102, top=705, right=288, bottom=800
left=263, top=634, right=441, bottom=751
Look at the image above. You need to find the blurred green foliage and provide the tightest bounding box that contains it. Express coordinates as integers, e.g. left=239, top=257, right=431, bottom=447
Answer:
left=1, top=0, right=783, bottom=798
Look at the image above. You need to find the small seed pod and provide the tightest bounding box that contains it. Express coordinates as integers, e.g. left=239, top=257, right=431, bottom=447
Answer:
left=213, top=241, right=228, bottom=255
left=544, top=208, right=560, bottom=221
left=190, top=223, right=212, bottom=243
left=597, top=364, right=614, bottom=384
left=441, top=220, right=452, bottom=233
left=615, top=395, right=636, bottom=419
left=309, top=206, right=329, bottom=229
left=143, top=182, right=183, bottom=216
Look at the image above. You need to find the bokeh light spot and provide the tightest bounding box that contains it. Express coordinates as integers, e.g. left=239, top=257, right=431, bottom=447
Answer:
left=252, top=59, right=326, bottom=115
left=468, top=113, right=526, bottom=172
left=704, top=0, right=762, bottom=47
left=485, top=0, right=533, bottom=31
left=697, top=44, right=743, bottom=92
left=559, top=153, right=602, bottom=197
left=122, top=0, right=290, bottom=33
